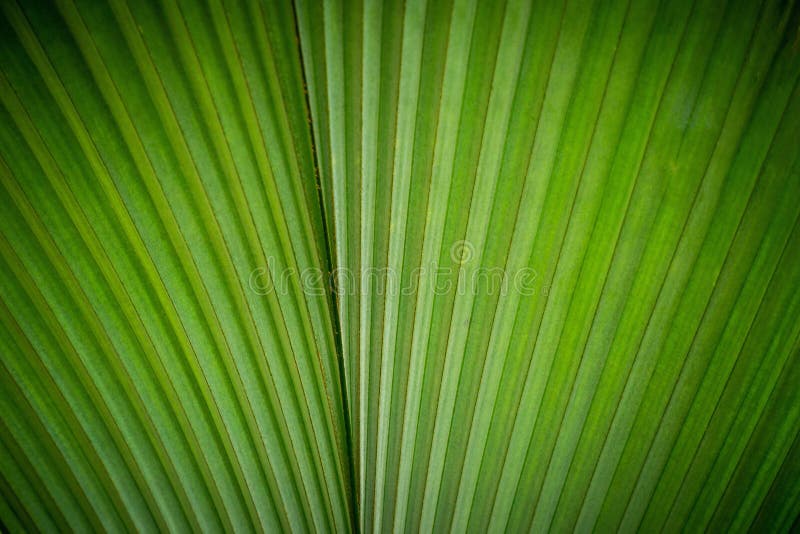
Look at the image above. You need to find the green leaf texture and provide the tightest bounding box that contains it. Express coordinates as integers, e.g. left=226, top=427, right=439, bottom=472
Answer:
left=1, top=0, right=799, bottom=532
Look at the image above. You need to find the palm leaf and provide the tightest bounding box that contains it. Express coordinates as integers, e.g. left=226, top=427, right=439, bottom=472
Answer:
left=1, top=0, right=798, bottom=532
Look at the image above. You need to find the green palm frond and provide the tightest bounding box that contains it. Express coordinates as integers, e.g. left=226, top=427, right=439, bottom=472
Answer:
left=0, top=0, right=798, bottom=532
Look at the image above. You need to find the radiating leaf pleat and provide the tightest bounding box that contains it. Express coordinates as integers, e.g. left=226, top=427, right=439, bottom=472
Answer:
left=1, top=0, right=351, bottom=530
left=1, top=0, right=799, bottom=532
left=302, top=0, right=800, bottom=532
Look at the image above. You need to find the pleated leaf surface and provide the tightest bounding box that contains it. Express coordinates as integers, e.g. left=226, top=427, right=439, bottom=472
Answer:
left=1, top=0, right=799, bottom=533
